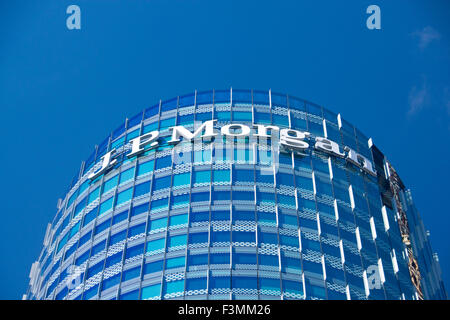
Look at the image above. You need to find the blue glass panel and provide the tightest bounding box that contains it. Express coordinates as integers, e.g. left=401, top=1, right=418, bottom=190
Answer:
left=119, top=167, right=135, bottom=185
left=188, top=254, right=208, bottom=265
left=272, top=93, right=288, bottom=107
left=166, top=256, right=185, bottom=269
left=99, top=197, right=114, bottom=215
left=122, top=266, right=141, bottom=282
left=232, top=276, right=257, bottom=289
left=210, top=253, right=230, bottom=264
left=161, top=98, right=178, bottom=112
left=112, top=210, right=128, bottom=225
left=102, top=175, right=118, bottom=194
left=149, top=217, right=167, bottom=231
left=189, top=211, right=209, bottom=223
left=146, top=238, right=165, bottom=253
left=186, top=277, right=207, bottom=291
left=169, top=214, right=188, bottom=227
left=119, top=289, right=139, bottom=300
left=105, top=252, right=122, bottom=268
left=150, top=197, right=169, bottom=211
left=209, top=277, right=230, bottom=290
left=153, top=176, right=171, bottom=191
left=83, top=284, right=99, bottom=300
left=130, top=202, right=149, bottom=217
left=189, top=232, right=208, bottom=244
left=94, top=219, right=110, bottom=235
left=125, top=243, right=144, bottom=259
left=259, top=254, right=278, bottom=266
left=76, top=250, right=90, bottom=265
left=87, top=261, right=103, bottom=278
left=143, top=260, right=164, bottom=274
left=191, top=192, right=209, bottom=202
left=283, top=280, right=303, bottom=295
left=173, top=172, right=190, bottom=187
left=233, top=253, right=256, bottom=264
left=163, top=279, right=185, bottom=295
left=101, top=273, right=120, bottom=291
left=160, top=118, right=176, bottom=130
left=92, top=240, right=106, bottom=255
left=233, top=190, right=254, bottom=201
left=259, top=277, right=280, bottom=293
left=134, top=181, right=150, bottom=198
left=193, top=170, right=211, bottom=184
left=233, top=111, right=252, bottom=121
left=137, top=160, right=154, bottom=176
left=168, top=234, right=187, bottom=247
left=129, top=223, right=146, bottom=237
left=141, top=283, right=161, bottom=299
left=144, top=104, right=159, bottom=119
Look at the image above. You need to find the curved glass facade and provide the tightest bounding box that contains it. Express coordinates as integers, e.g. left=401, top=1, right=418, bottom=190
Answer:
left=24, top=89, right=446, bottom=300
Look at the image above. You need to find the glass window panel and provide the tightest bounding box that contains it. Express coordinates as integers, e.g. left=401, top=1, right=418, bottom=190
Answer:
left=119, top=168, right=135, bottom=185
left=83, top=284, right=99, bottom=300
left=143, top=260, right=164, bottom=274
left=150, top=197, right=169, bottom=211
left=149, top=217, right=167, bottom=231
left=137, top=160, right=154, bottom=177
left=119, top=289, right=139, bottom=300
left=153, top=176, right=171, bottom=191
left=109, top=230, right=126, bottom=246
left=94, top=220, right=109, bottom=235
left=191, top=192, right=209, bottom=203
left=125, top=243, right=144, bottom=259
left=88, top=187, right=100, bottom=205
left=232, top=253, right=256, bottom=265
left=155, top=156, right=172, bottom=170
left=171, top=194, right=189, bottom=208
left=131, top=202, right=148, bottom=217
left=259, top=278, right=281, bottom=293
left=186, top=277, right=207, bottom=291
left=134, top=181, right=150, bottom=198
left=166, top=256, right=185, bottom=269
left=141, top=283, right=161, bottom=300
left=99, top=197, right=114, bottom=215
left=143, top=121, right=159, bottom=134
left=168, top=234, right=187, bottom=247
left=163, top=279, right=185, bottom=296
left=232, top=276, right=257, bottom=289
left=161, top=98, right=177, bottom=113
left=258, top=254, right=279, bottom=266
left=233, top=111, right=252, bottom=121
left=129, top=223, right=146, bottom=237
left=122, top=267, right=141, bottom=282
left=146, top=238, right=165, bottom=253
left=101, top=273, right=120, bottom=291
left=169, top=214, right=188, bottom=227
left=210, top=253, right=230, bottom=265
left=102, top=175, right=119, bottom=194
left=115, top=188, right=133, bottom=207
left=173, top=173, right=190, bottom=187
left=112, top=210, right=128, bottom=225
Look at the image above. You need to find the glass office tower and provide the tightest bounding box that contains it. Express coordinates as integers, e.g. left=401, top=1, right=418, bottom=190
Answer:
left=24, top=89, right=446, bottom=300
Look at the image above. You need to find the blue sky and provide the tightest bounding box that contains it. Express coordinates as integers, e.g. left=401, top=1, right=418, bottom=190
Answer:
left=0, top=0, right=448, bottom=299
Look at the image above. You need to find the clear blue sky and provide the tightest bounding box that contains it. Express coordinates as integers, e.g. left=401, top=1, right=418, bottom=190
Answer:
left=0, top=0, right=448, bottom=299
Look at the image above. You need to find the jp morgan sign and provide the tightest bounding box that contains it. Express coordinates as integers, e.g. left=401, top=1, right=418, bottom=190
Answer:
left=88, top=120, right=376, bottom=181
